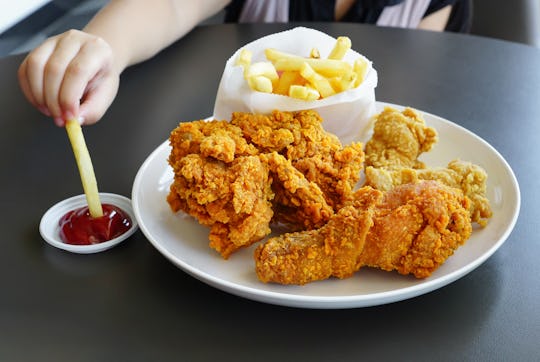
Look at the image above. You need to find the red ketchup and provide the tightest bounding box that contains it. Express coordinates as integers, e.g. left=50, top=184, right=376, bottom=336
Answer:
left=59, top=204, right=132, bottom=245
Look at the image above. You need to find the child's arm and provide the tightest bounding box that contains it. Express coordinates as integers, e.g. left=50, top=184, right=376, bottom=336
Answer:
left=18, top=0, right=229, bottom=126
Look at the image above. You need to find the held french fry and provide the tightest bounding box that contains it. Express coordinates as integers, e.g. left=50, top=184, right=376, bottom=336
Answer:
left=65, top=120, right=103, bottom=218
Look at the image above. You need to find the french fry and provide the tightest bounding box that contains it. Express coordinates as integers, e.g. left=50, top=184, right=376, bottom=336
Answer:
left=264, top=48, right=300, bottom=62
left=274, top=57, right=352, bottom=77
left=289, top=85, right=320, bottom=101
left=310, top=47, right=320, bottom=59
left=299, top=62, right=335, bottom=98
left=353, top=58, right=369, bottom=87
left=65, top=120, right=103, bottom=218
left=304, top=85, right=321, bottom=101
left=328, top=36, right=351, bottom=60
left=330, top=71, right=357, bottom=93
left=245, top=61, right=279, bottom=82
left=235, top=48, right=252, bottom=76
left=274, top=70, right=304, bottom=95
left=248, top=75, right=273, bottom=93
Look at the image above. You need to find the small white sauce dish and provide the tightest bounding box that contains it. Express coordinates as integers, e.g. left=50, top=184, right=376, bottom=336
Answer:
left=40, top=193, right=138, bottom=254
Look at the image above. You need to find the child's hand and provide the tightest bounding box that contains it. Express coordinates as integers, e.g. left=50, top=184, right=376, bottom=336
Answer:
left=18, top=30, right=120, bottom=126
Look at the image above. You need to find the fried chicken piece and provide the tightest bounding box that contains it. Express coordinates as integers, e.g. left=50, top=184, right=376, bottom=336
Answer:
left=168, top=154, right=273, bottom=258
left=167, top=111, right=364, bottom=257
left=364, top=159, right=492, bottom=226
left=292, top=143, right=365, bottom=210
left=168, top=119, right=259, bottom=164
left=254, top=187, right=383, bottom=285
left=232, top=110, right=365, bottom=209
left=168, top=120, right=274, bottom=259
left=261, top=152, right=334, bottom=230
left=359, top=180, right=472, bottom=278
left=364, top=107, right=438, bottom=169
left=255, top=181, right=472, bottom=285
left=231, top=109, right=342, bottom=156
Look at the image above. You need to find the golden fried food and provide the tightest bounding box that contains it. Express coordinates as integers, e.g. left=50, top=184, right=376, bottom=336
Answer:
left=261, top=152, right=334, bottom=230
left=364, top=107, right=438, bottom=169
left=167, top=154, right=274, bottom=259
left=231, top=109, right=343, bottom=158
left=168, top=107, right=483, bottom=283
left=168, top=110, right=366, bottom=258
left=168, top=119, right=259, bottom=163
left=168, top=119, right=275, bottom=259
left=255, top=180, right=472, bottom=284
left=359, top=180, right=472, bottom=278
left=364, top=159, right=492, bottom=226
left=255, top=187, right=382, bottom=285
left=232, top=110, right=365, bottom=209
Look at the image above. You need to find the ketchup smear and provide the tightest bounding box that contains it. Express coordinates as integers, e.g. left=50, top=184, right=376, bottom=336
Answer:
left=59, top=204, right=132, bottom=245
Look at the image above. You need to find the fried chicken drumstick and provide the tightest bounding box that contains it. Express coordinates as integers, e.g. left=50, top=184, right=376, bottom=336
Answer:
left=255, top=181, right=473, bottom=284
left=255, top=187, right=382, bottom=285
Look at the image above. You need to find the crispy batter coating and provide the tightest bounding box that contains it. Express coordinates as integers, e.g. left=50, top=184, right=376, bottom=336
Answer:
left=232, top=110, right=365, bottom=209
left=167, top=119, right=274, bottom=259
left=261, top=152, right=334, bottom=230
left=168, top=119, right=259, bottom=164
left=167, top=108, right=480, bottom=279
left=255, top=180, right=473, bottom=284
left=364, top=107, right=438, bottom=169
left=231, top=109, right=342, bottom=157
left=167, top=154, right=274, bottom=258
left=364, top=159, right=492, bottom=226
left=167, top=111, right=365, bottom=258
left=167, top=154, right=274, bottom=259
left=359, top=180, right=472, bottom=278
left=255, top=187, right=382, bottom=285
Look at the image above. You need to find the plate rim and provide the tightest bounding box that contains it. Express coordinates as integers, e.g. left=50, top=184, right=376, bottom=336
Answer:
left=132, top=101, right=521, bottom=308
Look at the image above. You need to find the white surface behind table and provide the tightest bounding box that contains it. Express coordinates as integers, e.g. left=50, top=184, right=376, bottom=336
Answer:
left=0, top=0, right=51, bottom=34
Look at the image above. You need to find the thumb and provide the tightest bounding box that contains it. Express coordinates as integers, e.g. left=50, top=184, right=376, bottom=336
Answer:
left=78, top=74, right=120, bottom=125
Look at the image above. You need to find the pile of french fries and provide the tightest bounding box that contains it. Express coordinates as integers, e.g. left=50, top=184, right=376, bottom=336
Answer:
left=235, top=36, right=368, bottom=101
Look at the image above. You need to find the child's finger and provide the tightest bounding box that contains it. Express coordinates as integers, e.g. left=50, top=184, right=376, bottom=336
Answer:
left=21, top=39, right=57, bottom=111
left=58, top=38, right=113, bottom=121
left=78, top=74, right=119, bottom=125
left=43, top=33, right=84, bottom=120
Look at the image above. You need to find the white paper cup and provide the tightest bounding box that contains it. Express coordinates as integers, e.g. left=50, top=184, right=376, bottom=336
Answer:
left=213, top=27, right=378, bottom=144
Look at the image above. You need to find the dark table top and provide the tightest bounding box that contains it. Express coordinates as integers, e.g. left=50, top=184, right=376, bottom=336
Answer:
left=1, top=23, right=538, bottom=361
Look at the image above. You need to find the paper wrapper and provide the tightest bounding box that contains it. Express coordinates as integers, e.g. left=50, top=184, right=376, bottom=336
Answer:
left=213, top=27, right=378, bottom=144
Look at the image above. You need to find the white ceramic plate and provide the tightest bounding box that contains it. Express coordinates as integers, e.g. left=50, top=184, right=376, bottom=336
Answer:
left=132, top=102, right=520, bottom=308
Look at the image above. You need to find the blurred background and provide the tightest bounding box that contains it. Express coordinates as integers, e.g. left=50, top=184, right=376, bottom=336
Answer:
left=1, top=0, right=539, bottom=57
